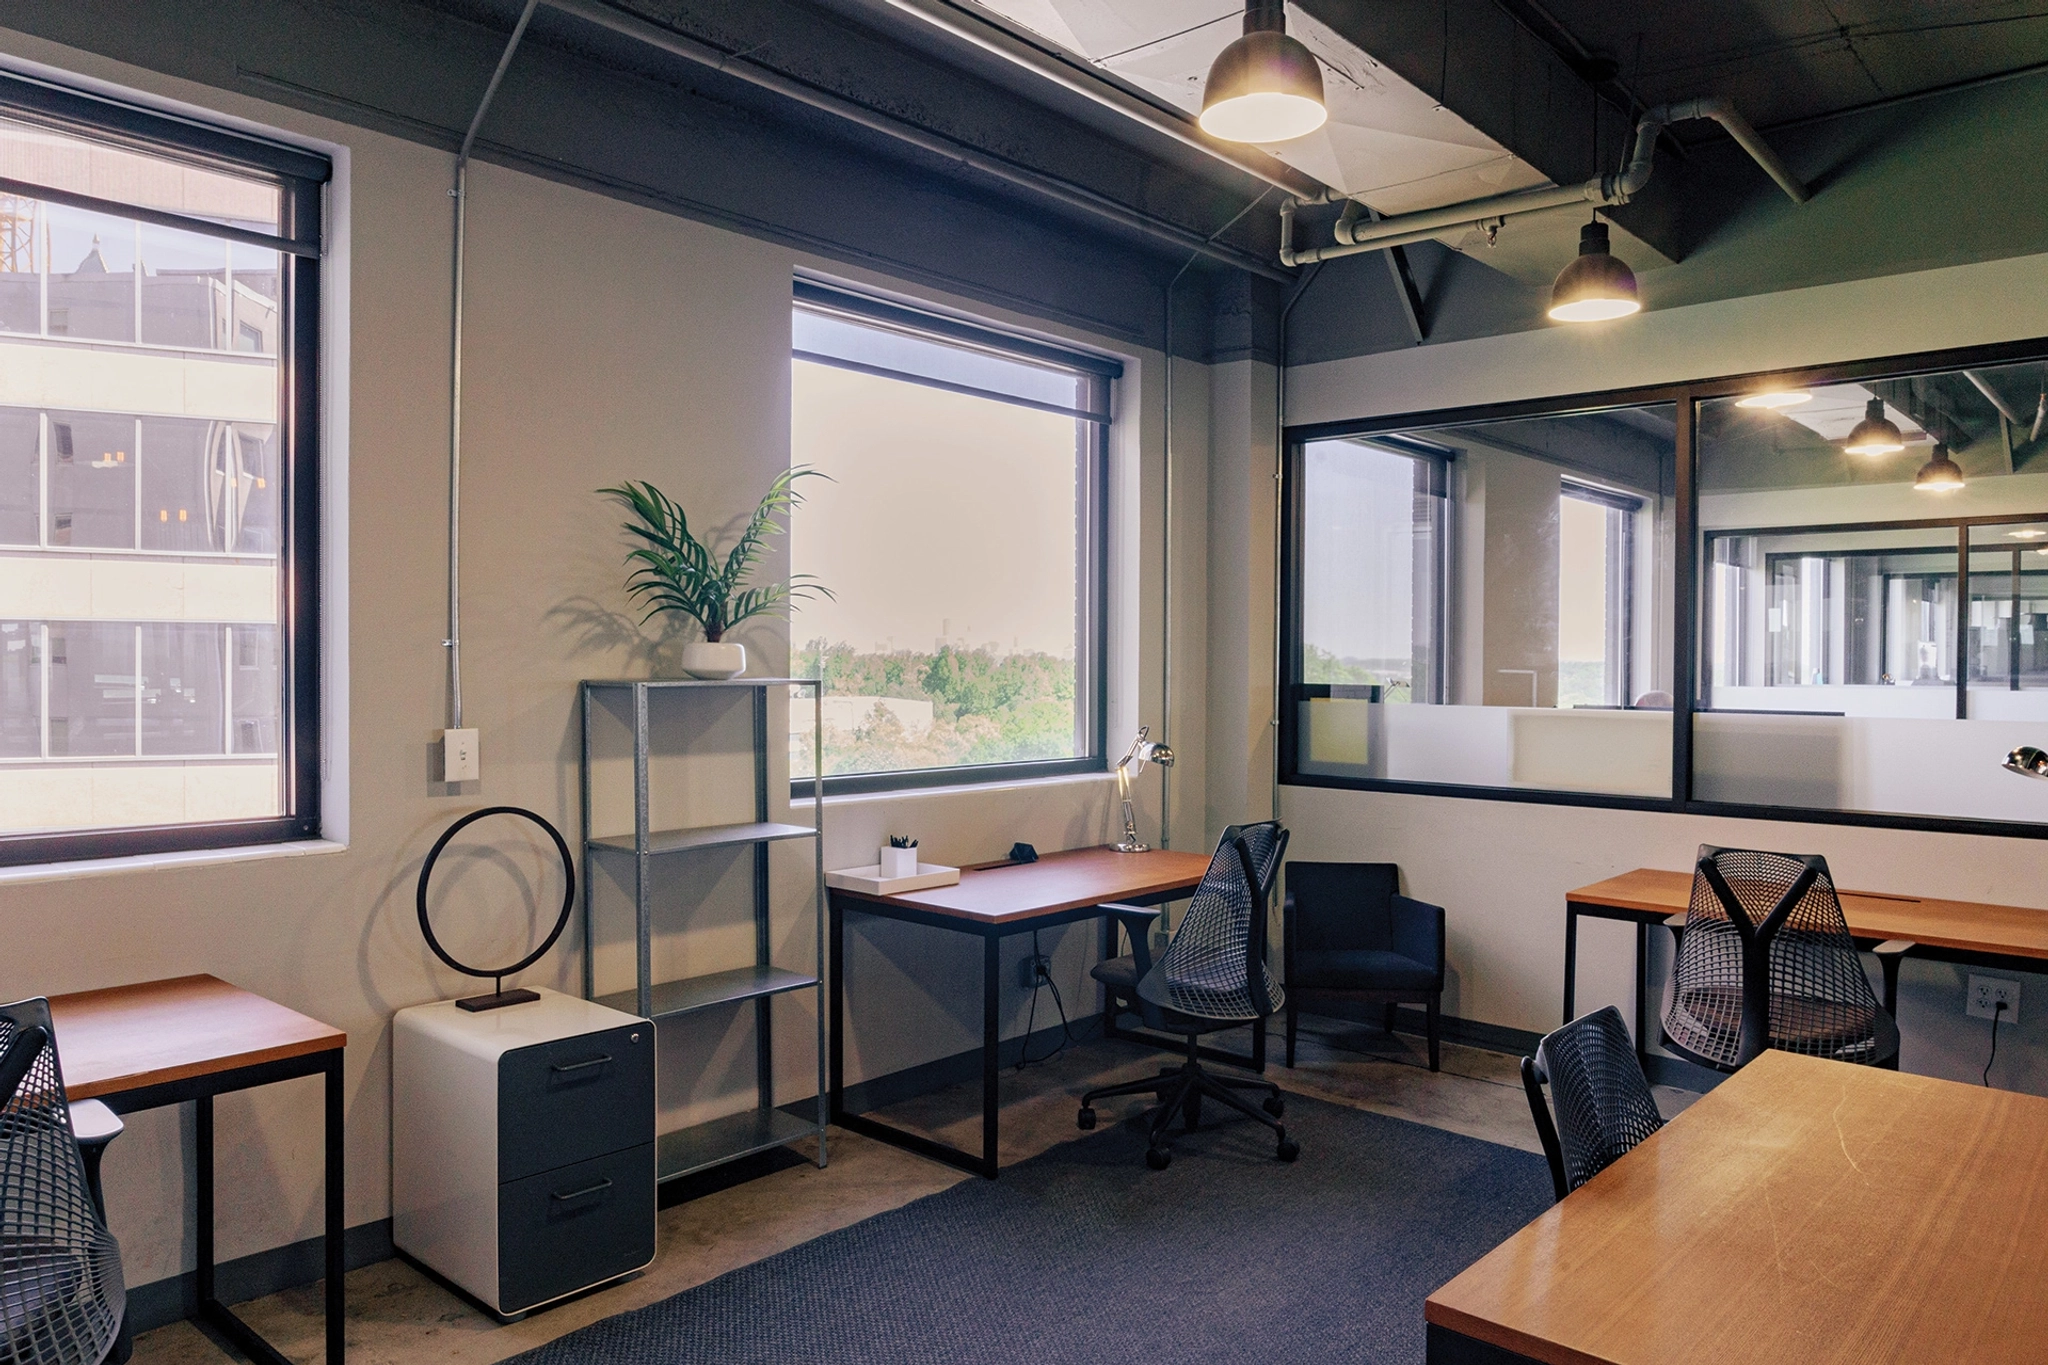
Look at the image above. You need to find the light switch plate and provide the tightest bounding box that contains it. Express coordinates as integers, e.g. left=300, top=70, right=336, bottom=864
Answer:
left=442, top=728, right=479, bottom=782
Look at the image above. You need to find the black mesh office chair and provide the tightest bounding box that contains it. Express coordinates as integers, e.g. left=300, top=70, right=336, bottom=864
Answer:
left=1662, top=846, right=1900, bottom=1072
left=1521, top=1006, right=1665, bottom=1202
left=1079, top=822, right=1296, bottom=1169
left=0, top=998, right=127, bottom=1365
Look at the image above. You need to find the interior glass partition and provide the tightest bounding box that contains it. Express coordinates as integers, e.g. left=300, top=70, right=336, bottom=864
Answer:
left=1694, top=358, right=2048, bottom=823
left=1290, top=403, right=1677, bottom=798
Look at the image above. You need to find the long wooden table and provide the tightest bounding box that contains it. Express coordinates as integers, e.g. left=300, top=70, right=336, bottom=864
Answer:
left=49, top=975, right=346, bottom=1365
left=1565, top=868, right=2048, bottom=1065
left=828, top=845, right=1210, bottom=1178
left=1425, top=1050, right=2048, bottom=1363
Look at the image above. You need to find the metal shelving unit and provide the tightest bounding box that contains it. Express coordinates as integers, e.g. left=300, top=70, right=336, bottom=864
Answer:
left=579, top=677, right=827, bottom=1181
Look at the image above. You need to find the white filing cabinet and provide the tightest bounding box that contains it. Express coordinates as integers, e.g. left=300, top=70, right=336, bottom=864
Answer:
left=393, top=989, right=655, bottom=1317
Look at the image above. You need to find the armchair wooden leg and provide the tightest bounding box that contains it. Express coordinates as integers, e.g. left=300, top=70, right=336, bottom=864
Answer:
left=1426, top=995, right=1441, bottom=1072
left=1284, top=1001, right=1298, bottom=1068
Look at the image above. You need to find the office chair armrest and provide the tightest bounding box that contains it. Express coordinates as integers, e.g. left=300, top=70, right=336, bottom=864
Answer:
left=1390, top=895, right=1446, bottom=983
left=1102, top=903, right=1163, bottom=977
left=69, top=1098, right=123, bottom=1153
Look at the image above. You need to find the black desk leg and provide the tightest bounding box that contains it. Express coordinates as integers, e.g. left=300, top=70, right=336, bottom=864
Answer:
left=324, top=1054, right=344, bottom=1365
left=980, top=932, right=1000, bottom=1180
left=828, top=896, right=845, bottom=1124
left=1634, top=922, right=1651, bottom=1069
left=194, top=1072, right=346, bottom=1365
left=1562, top=904, right=1578, bottom=1025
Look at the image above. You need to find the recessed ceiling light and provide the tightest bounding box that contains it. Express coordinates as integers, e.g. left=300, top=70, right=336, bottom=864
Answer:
left=2010, top=529, right=2048, bottom=540
left=1736, top=390, right=1813, bottom=409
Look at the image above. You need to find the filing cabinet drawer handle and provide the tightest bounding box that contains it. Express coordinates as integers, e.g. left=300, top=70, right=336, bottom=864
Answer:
left=550, top=1054, right=612, bottom=1075
left=551, top=1178, right=613, bottom=1203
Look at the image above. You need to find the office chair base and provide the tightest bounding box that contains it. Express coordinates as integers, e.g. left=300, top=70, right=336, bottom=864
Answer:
left=1081, top=1036, right=1297, bottom=1167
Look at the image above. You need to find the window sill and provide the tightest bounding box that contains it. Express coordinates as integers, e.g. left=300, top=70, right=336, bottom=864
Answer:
left=0, top=836, right=346, bottom=887
left=794, top=769, right=1113, bottom=808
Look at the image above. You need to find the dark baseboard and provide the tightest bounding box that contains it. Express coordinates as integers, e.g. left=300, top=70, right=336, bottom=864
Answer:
left=126, top=1218, right=394, bottom=1334
left=1300, top=1002, right=1543, bottom=1058
left=1642, top=1052, right=1724, bottom=1092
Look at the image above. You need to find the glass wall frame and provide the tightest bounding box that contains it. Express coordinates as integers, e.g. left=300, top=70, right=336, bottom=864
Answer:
left=1281, top=333, right=2048, bottom=841
left=0, top=72, right=326, bottom=865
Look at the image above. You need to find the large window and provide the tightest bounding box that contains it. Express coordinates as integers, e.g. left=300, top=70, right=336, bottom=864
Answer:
left=1286, top=345, right=2048, bottom=837
left=1287, top=405, right=1676, bottom=800
left=787, top=283, right=1111, bottom=792
left=0, top=75, right=325, bottom=862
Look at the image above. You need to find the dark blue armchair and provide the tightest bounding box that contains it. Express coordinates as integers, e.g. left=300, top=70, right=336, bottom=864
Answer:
left=1282, top=862, right=1446, bottom=1071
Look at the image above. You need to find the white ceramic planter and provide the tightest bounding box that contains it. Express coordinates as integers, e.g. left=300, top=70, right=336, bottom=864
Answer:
left=680, top=641, right=746, bottom=679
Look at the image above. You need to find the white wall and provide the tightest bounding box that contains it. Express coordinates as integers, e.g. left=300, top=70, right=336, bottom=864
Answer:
left=0, top=28, right=1183, bottom=1291
left=1279, top=248, right=2048, bottom=1097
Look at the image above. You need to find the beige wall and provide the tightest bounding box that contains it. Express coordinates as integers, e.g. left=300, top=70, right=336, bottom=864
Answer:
left=0, top=30, right=1183, bottom=1290
left=1280, top=248, right=2048, bottom=1099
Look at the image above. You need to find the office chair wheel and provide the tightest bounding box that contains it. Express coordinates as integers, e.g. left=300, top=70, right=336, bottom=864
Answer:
left=1076, top=1106, right=1096, bottom=1130
left=1276, top=1134, right=1300, bottom=1162
left=1146, top=1146, right=1171, bottom=1171
left=1263, top=1096, right=1285, bottom=1118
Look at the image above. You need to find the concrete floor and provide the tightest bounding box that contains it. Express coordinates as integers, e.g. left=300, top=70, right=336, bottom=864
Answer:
left=133, top=1022, right=1698, bottom=1365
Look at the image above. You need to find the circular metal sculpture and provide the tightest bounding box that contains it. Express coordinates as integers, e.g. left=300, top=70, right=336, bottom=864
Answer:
left=415, top=805, right=575, bottom=1011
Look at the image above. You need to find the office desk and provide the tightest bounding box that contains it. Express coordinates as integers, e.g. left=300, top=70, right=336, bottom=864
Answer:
left=50, top=975, right=346, bottom=1365
left=829, top=846, right=1208, bottom=1179
left=1425, top=1050, right=2048, bottom=1364
left=1565, top=868, right=2048, bottom=1063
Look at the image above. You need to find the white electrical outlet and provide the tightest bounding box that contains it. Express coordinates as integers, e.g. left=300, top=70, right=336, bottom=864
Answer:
left=1967, top=974, right=2020, bottom=1023
left=442, top=728, right=480, bottom=782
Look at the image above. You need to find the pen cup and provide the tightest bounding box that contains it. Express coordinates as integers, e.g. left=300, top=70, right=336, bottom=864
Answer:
left=878, top=846, right=919, bottom=878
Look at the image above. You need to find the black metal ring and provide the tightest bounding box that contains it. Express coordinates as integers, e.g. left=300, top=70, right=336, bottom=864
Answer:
left=415, top=806, right=576, bottom=981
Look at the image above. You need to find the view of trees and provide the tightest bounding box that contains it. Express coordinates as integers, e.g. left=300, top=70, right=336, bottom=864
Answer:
left=792, top=638, right=1079, bottom=776
left=1301, top=643, right=1413, bottom=702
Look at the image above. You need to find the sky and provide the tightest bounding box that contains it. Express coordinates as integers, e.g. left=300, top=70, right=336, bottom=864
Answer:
left=789, top=361, right=1082, bottom=658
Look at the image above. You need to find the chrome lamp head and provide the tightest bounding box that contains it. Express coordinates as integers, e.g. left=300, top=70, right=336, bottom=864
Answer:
left=1114, top=726, right=1176, bottom=853
left=2004, top=745, right=2048, bottom=780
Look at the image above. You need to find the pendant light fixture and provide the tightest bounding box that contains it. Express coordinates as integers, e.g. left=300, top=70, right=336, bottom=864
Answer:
left=1548, top=219, right=1640, bottom=323
left=1842, top=398, right=1905, bottom=455
left=1913, top=442, right=1965, bottom=492
left=1200, top=0, right=1327, bottom=144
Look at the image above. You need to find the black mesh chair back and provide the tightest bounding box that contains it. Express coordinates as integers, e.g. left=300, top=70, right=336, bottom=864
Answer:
left=0, top=998, right=124, bottom=1365
left=1662, top=845, right=1898, bottom=1071
left=1520, top=1006, right=1664, bottom=1201
left=1139, top=821, right=1288, bottom=1024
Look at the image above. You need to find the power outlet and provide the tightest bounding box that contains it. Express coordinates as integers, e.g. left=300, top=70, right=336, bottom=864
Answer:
left=441, top=728, right=480, bottom=783
left=1967, top=974, right=2021, bottom=1023
left=1018, top=954, right=1052, bottom=990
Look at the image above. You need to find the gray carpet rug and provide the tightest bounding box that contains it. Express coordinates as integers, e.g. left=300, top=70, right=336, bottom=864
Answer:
left=507, top=1093, right=1552, bottom=1365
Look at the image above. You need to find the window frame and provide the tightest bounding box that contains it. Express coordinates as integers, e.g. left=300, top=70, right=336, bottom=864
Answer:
left=0, top=71, right=326, bottom=866
left=1559, top=478, right=1640, bottom=708
left=1280, top=331, right=2048, bottom=841
left=788, top=282, right=1114, bottom=798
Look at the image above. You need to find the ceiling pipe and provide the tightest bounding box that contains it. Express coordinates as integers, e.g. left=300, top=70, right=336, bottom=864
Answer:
left=1290, top=95, right=1806, bottom=267
left=880, top=0, right=1327, bottom=200
left=1964, top=369, right=2024, bottom=426
left=545, top=0, right=1294, bottom=282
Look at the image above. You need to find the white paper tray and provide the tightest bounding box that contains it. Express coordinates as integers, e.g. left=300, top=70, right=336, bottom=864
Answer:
left=824, top=862, right=961, bottom=895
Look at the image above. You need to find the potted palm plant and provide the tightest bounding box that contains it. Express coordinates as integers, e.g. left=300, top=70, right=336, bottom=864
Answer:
left=600, top=467, right=831, bottom=679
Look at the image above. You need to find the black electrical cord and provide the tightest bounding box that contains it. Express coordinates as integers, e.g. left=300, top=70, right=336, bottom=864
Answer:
left=1015, top=929, right=1075, bottom=1070
left=1983, top=998, right=2008, bottom=1086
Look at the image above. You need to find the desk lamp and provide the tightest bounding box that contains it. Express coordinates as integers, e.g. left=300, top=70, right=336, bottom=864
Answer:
left=1113, top=726, right=1175, bottom=853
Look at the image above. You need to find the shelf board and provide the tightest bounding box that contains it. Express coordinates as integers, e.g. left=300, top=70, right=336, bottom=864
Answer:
left=581, top=677, right=820, bottom=690
left=595, top=965, right=818, bottom=1021
left=657, top=1107, right=818, bottom=1183
left=586, top=821, right=817, bottom=855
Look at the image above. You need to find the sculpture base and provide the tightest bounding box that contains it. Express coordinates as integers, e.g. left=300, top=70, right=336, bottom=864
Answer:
left=1113, top=839, right=1151, bottom=854
left=456, top=988, right=541, bottom=1013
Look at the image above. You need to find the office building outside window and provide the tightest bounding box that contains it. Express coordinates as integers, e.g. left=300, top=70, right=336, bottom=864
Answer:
left=787, top=283, right=1111, bottom=792
left=0, top=76, right=325, bottom=863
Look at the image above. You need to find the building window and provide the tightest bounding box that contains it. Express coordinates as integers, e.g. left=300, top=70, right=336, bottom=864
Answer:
left=0, top=74, right=326, bottom=863
left=787, top=282, right=1113, bottom=793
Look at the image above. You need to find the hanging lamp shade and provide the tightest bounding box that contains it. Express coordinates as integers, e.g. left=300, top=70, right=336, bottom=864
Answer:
left=1200, top=2, right=1327, bottom=143
left=1843, top=397, right=1905, bottom=455
left=1913, top=442, right=1965, bottom=492
left=1548, top=220, right=1639, bottom=323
